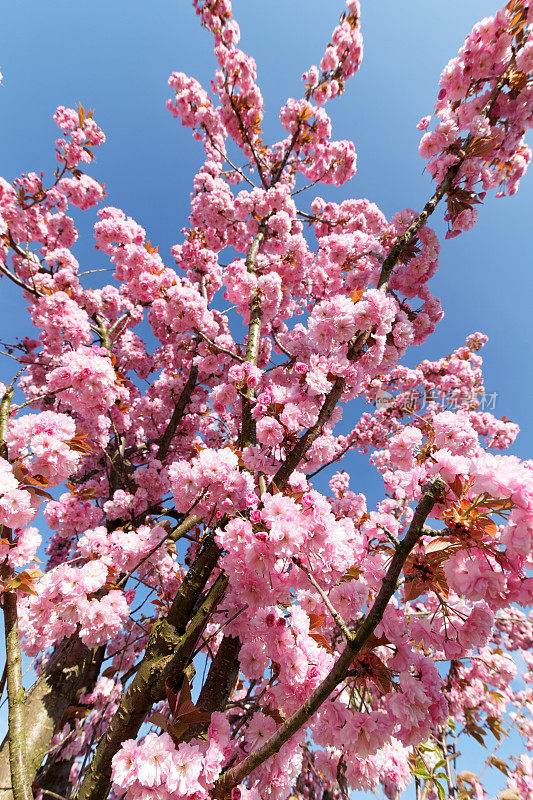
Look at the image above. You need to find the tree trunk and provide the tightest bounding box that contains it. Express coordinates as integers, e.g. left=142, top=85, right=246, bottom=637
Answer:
left=0, top=638, right=102, bottom=800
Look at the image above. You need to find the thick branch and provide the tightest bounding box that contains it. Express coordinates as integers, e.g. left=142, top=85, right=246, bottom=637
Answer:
left=214, top=480, right=444, bottom=795
left=166, top=536, right=222, bottom=633
left=92, top=315, right=112, bottom=353
left=0, top=387, right=14, bottom=457
left=168, top=514, right=203, bottom=542
left=1, top=567, right=31, bottom=800
left=0, top=639, right=103, bottom=800
left=184, top=634, right=242, bottom=742
left=271, top=330, right=369, bottom=490
left=156, top=364, right=199, bottom=462
left=34, top=647, right=105, bottom=799
left=75, top=538, right=223, bottom=800
left=0, top=383, right=31, bottom=800
left=0, top=392, right=206, bottom=798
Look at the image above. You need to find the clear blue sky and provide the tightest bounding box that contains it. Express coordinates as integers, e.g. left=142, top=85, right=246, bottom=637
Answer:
left=0, top=2, right=530, bottom=796
left=0, top=0, right=531, bottom=461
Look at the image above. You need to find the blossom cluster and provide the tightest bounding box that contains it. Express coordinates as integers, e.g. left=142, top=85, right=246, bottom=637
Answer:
left=418, top=1, right=533, bottom=234
left=0, top=1, right=531, bottom=799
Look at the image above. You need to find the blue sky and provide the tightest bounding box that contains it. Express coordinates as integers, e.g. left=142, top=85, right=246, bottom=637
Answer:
left=0, top=0, right=531, bottom=462
left=0, top=1, right=531, bottom=796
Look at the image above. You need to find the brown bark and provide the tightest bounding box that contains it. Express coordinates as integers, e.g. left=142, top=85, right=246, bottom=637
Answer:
left=1, top=574, right=32, bottom=800
left=183, top=634, right=242, bottom=744
left=0, top=638, right=101, bottom=800
left=75, top=538, right=226, bottom=800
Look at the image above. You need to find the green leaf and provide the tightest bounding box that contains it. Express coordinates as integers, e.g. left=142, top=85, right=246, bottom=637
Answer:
left=413, top=768, right=430, bottom=779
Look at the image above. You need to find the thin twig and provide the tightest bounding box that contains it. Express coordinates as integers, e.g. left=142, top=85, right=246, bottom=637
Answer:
left=197, top=331, right=244, bottom=362
left=294, top=558, right=352, bottom=641
left=271, top=330, right=293, bottom=358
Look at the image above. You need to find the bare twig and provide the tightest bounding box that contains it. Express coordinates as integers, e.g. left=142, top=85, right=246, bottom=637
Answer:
left=293, top=558, right=352, bottom=641
left=227, top=95, right=268, bottom=189
left=271, top=330, right=293, bottom=358
left=202, top=128, right=257, bottom=189
left=0, top=263, right=39, bottom=297
left=197, top=331, right=244, bottom=363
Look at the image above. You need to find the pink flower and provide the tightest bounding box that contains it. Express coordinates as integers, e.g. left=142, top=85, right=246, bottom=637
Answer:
left=136, top=732, right=174, bottom=788
left=416, top=115, right=431, bottom=131
left=169, top=741, right=204, bottom=795
left=458, top=602, right=494, bottom=650
left=256, top=417, right=284, bottom=447
left=388, top=426, right=423, bottom=471
left=8, top=527, right=41, bottom=568
left=0, top=489, right=37, bottom=529
left=111, top=739, right=140, bottom=790
left=239, top=640, right=269, bottom=680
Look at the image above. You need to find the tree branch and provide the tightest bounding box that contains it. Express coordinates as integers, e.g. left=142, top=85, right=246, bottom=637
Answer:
left=185, top=634, right=241, bottom=742
left=377, top=65, right=510, bottom=291
left=270, top=329, right=370, bottom=491
left=240, top=226, right=266, bottom=448
left=293, top=558, right=352, bottom=642
left=156, top=364, right=199, bottom=462
left=271, top=330, right=293, bottom=359
left=75, top=537, right=224, bottom=800
left=227, top=95, right=268, bottom=189
left=214, top=480, right=444, bottom=795
left=270, top=123, right=302, bottom=186
left=0, top=639, right=104, bottom=800
left=0, top=263, right=39, bottom=298
left=0, top=382, right=32, bottom=800
left=0, top=567, right=31, bottom=800
left=197, top=332, right=244, bottom=363
left=270, top=69, right=513, bottom=492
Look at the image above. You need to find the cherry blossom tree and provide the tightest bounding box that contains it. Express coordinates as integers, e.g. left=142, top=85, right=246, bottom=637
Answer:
left=0, top=2, right=531, bottom=800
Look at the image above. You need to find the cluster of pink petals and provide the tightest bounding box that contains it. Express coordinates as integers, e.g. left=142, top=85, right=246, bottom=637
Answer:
left=0, top=458, right=38, bottom=529
left=302, top=0, right=363, bottom=105
left=19, top=560, right=130, bottom=652
left=0, top=1, right=530, bottom=797
left=418, top=5, right=533, bottom=233
left=6, top=411, right=81, bottom=485
left=112, top=714, right=230, bottom=800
